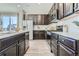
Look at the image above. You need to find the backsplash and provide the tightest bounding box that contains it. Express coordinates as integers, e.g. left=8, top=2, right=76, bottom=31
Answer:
left=58, top=13, right=79, bottom=33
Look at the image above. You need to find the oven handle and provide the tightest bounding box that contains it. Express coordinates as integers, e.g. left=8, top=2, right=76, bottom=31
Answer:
left=61, top=35, right=76, bottom=42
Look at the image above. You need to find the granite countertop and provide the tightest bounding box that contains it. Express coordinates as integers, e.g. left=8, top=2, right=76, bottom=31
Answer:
left=0, top=30, right=29, bottom=39
left=47, top=31, right=79, bottom=40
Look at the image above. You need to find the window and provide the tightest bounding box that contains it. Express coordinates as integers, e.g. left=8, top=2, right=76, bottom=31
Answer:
left=2, top=16, right=10, bottom=31
left=10, top=16, right=17, bottom=31
left=0, top=14, right=18, bottom=31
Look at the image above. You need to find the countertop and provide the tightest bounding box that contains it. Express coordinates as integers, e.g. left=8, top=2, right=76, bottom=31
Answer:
left=0, top=30, right=29, bottom=39
left=47, top=31, right=79, bottom=40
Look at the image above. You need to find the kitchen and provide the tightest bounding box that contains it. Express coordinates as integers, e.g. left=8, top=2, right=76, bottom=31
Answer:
left=0, top=3, right=79, bottom=56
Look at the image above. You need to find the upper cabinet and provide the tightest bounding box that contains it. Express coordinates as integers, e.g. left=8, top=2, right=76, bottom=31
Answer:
left=25, top=14, right=49, bottom=25
left=63, top=3, right=74, bottom=17
left=48, top=3, right=59, bottom=23
left=48, top=3, right=79, bottom=23
left=74, top=3, right=79, bottom=12
left=58, top=3, right=64, bottom=19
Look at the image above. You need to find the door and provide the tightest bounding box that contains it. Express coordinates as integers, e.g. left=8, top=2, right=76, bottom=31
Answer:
left=3, top=44, right=17, bottom=56
left=18, top=39, right=25, bottom=56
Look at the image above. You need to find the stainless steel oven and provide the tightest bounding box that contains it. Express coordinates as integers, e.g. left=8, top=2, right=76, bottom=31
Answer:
left=58, top=42, right=76, bottom=56
left=59, top=35, right=76, bottom=51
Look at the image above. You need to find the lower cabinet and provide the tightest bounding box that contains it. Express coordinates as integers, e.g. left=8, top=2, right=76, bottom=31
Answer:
left=0, top=43, right=18, bottom=56
left=46, top=32, right=51, bottom=46
left=51, top=44, right=58, bottom=56
left=18, top=39, right=25, bottom=56
left=0, top=32, right=29, bottom=56
left=33, top=31, right=45, bottom=39
left=25, top=33, right=29, bottom=52
left=50, top=33, right=58, bottom=56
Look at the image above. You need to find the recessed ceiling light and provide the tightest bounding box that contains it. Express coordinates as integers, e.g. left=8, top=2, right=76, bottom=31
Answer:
left=17, top=5, right=21, bottom=7
left=38, top=3, right=41, bottom=5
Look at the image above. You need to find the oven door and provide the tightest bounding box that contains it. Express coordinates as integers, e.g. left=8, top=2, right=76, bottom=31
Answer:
left=59, top=42, right=75, bottom=56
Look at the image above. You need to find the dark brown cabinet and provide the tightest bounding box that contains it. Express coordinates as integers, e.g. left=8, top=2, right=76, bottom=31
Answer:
left=0, top=32, right=29, bottom=56
left=74, top=3, right=79, bottom=12
left=0, top=43, right=18, bottom=56
left=33, top=15, right=49, bottom=25
left=48, top=3, right=75, bottom=22
left=63, top=3, right=73, bottom=17
left=58, top=3, right=64, bottom=19
left=46, top=32, right=51, bottom=45
left=25, top=14, right=49, bottom=25
left=3, top=44, right=17, bottom=56
left=33, top=31, right=45, bottom=39
left=25, top=33, right=29, bottom=52
left=50, top=33, right=58, bottom=56
left=18, top=39, right=25, bottom=56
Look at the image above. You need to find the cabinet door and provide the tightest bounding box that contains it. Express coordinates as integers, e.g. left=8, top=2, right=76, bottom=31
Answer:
left=3, top=44, right=17, bottom=56
left=39, top=31, right=45, bottom=39
left=25, top=33, right=29, bottom=52
left=58, top=3, right=64, bottom=19
left=50, top=44, right=57, bottom=56
left=0, top=52, right=4, bottom=56
left=33, top=31, right=39, bottom=39
left=18, top=39, right=25, bottom=56
left=64, top=3, right=73, bottom=17
left=44, top=15, right=49, bottom=25
left=74, top=3, right=79, bottom=12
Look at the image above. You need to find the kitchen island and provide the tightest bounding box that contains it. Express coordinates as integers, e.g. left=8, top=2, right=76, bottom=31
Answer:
left=0, top=31, right=29, bottom=56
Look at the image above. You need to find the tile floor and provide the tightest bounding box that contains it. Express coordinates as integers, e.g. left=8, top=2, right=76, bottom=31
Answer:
left=24, top=40, right=54, bottom=56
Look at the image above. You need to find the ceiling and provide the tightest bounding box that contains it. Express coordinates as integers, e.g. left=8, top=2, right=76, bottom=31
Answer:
left=0, top=3, right=53, bottom=14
